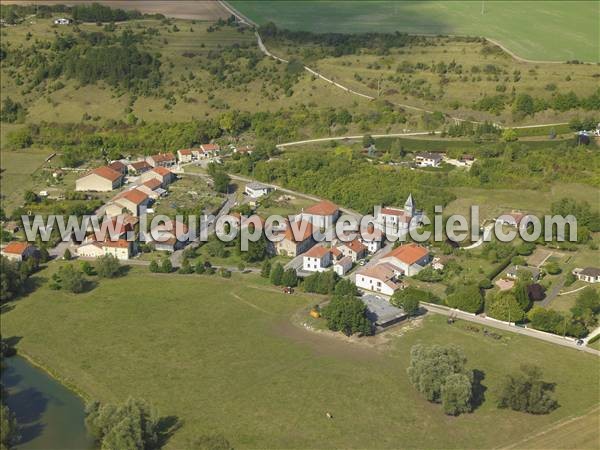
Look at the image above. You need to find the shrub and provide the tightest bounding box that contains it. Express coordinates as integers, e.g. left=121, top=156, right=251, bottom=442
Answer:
left=497, top=365, right=557, bottom=414
left=446, top=284, right=483, bottom=313
left=321, top=295, right=373, bottom=336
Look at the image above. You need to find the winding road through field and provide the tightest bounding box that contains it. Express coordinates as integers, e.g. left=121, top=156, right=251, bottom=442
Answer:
left=219, top=1, right=570, bottom=131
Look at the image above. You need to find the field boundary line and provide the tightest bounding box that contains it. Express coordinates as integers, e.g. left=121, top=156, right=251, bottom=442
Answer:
left=499, top=405, right=600, bottom=450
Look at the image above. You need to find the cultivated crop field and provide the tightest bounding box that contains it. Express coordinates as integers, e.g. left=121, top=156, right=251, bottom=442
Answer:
left=2, top=266, right=599, bottom=449
left=231, top=0, right=600, bottom=62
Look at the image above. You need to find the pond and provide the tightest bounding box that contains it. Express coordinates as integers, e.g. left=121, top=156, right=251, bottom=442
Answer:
left=1, top=355, right=95, bottom=450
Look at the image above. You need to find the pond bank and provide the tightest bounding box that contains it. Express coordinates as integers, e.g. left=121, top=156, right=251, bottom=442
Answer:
left=1, top=355, right=95, bottom=450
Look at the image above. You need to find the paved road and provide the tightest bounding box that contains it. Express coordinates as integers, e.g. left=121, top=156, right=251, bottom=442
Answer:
left=540, top=275, right=565, bottom=307
left=422, top=302, right=600, bottom=356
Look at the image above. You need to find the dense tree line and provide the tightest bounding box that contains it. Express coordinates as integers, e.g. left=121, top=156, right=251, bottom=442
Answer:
left=474, top=90, right=600, bottom=116
left=259, top=22, right=469, bottom=57
left=0, top=256, right=40, bottom=303
left=321, top=293, right=373, bottom=336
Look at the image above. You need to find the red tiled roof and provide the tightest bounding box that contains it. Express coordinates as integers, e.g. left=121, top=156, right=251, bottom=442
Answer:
left=143, top=178, right=162, bottom=190
left=119, top=189, right=148, bottom=205
left=88, top=166, right=122, bottom=182
left=385, top=243, right=429, bottom=265
left=152, top=167, right=172, bottom=177
left=129, top=161, right=151, bottom=171
left=178, top=149, right=193, bottom=155
left=304, top=200, right=339, bottom=216
left=284, top=221, right=313, bottom=242
left=201, top=143, right=220, bottom=152
left=304, top=244, right=330, bottom=258
left=103, top=239, right=130, bottom=248
left=2, top=241, right=32, bottom=255
left=108, top=161, right=126, bottom=172
left=381, top=207, right=406, bottom=217
left=149, top=153, right=175, bottom=162
left=341, top=239, right=367, bottom=254
left=331, top=247, right=342, bottom=257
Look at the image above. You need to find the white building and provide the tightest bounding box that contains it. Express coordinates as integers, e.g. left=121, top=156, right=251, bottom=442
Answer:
left=333, top=256, right=353, bottom=276
left=573, top=267, right=600, bottom=283
left=302, top=244, right=332, bottom=272
left=245, top=182, right=273, bottom=198
left=415, top=152, right=442, bottom=168
left=355, top=262, right=404, bottom=296
left=359, top=226, right=384, bottom=253
left=376, top=194, right=419, bottom=237
left=53, top=18, right=71, bottom=25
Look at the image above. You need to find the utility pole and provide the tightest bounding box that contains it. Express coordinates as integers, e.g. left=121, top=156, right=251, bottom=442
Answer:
left=481, top=1, right=485, bottom=15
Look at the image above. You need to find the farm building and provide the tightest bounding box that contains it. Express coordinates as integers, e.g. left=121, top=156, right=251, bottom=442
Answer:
left=379, top=243, right=430, bottom=277
left=75, top=166, right=123, bottom=192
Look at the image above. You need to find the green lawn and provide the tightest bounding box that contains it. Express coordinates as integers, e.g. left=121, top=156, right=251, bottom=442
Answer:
left=2, top=265, right=599, bottom=449
left=231, top=0, right=599, bottom=62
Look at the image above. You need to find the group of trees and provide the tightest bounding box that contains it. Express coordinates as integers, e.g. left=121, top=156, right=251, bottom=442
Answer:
left=85, top=398, right=163, bottom=450
left=527, top=287, right=600, bottom=338
left=0, top=255, right=41, bottom=303
left=268, top=262, right=298, bottom=288
left=474, top=90, right=600, bottom=116
left=497, top=364, right=557, bottom=414
left=321, top=292, right=373, bottom=336
left=390, top=287, right=426, bottom=316
left=0, top=97, right=27, bottom=123
left=407, top=344, right=474, bottom=416
left=408, top=345, right=558, bottom=416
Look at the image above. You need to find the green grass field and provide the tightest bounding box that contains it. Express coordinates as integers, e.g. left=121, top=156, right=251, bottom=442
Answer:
left=2, top=265, right=599, bottom=449
left=231, top=0, right=599, bottom=62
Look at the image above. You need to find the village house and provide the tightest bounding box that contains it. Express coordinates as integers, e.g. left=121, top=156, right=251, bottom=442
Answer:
left=140, top=167, right=174, bottom=187
left=302, top=244, right=332, bottom=273
left=355, top=262, right=404, bottom=296
left=177, top=149, right=194, bottom=163
left=298, top=200, right=340, bottom=230
left=1, top=241, right=38, bottom=262
left=359, top=225, right=385, bottom=253
left=146, top=153, right=176, bottom=168
left=378, top=243, right=430, bottom=277
left=333, top=256, right=353, bottom=276
left=200, top=143, right=220, bottom=158
left=244, top=182, right=273, bottom=198
left=110, top=189, right=150, bottom=217
left=135, top=179, right=166, bottom=200
left=275, top=221, right=315, bottom=257
left=127, top=160, right=152, bottom=175
left=145, top=220, right=190, bottom=252
left=103, top=239, right=135, bottom=260
left=77, top=241, right=105, bottom=259
left=75, top=166, right=123, bottom=192
left=415, top=152, right=442, bottom=168
left=108, top=160, right=128, bottom=175
left=337, top=239, right=368, bottom=262
left=572, top=267, right=600, bottom=284
left=506, top=265, right=541, bottom=281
